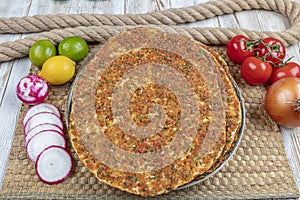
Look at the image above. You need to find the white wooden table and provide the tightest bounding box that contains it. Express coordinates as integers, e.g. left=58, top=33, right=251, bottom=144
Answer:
left=0, top=0, right=300, bottom=195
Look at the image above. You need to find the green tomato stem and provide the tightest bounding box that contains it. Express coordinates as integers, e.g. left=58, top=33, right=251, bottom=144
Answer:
left=257, top=39, right=284, bottom=65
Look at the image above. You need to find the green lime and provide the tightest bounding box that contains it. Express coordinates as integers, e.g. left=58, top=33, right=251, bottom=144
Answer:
left=58, top=36, right=88, bottom=63
left=29, top=40, right=57, bottom=68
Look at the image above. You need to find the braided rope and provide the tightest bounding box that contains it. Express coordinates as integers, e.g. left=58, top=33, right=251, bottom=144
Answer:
left=0, top=0, right=299, bottom=33
left=0, top=0, right=299, bottom=63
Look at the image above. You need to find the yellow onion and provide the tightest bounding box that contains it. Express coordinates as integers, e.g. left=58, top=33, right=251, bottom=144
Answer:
left=265, top=77, right=300, bottom=128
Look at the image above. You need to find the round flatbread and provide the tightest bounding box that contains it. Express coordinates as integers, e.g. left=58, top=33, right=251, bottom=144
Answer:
left=68, top=28, right=242, bottom=196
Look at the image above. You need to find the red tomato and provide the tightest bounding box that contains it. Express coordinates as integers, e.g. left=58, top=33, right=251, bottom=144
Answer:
left=241, top=57, right=273, bottom=85
left=256, top=37, right=286, bottom=65
left=269, top=62, right=300, bottom=84
left=226, top=35, right=255, bottom=64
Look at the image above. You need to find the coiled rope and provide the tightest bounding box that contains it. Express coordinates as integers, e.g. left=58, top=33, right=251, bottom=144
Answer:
left=0, top=0, right=299, bottom=63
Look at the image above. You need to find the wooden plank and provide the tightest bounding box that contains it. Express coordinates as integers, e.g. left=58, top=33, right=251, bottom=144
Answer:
left=0, top=58, right=30, bottom=186
left=0, top=0, right=32, bottom=17
left=281, top=127, right=300, bottom=190
left=0, top=0, right=33, bottom=187
left=125, top=0, right=157, bottom=13
left=28, top=0, right=125, bottom=15
left=0, top=0, right=32, bottom=105
left=168, top=0, right=220, bottom=29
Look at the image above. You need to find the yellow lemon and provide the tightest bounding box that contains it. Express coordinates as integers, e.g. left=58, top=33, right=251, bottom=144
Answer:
left=39, top=56, right=75, bottom=85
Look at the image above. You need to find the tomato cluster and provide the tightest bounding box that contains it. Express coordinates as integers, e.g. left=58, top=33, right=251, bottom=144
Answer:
left=226, top=35, right=300, bottom=85
left=226, top=35, right=300, bottom=128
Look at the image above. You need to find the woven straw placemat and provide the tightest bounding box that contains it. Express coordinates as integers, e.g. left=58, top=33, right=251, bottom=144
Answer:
left=0, top=45, right=299, bottom=199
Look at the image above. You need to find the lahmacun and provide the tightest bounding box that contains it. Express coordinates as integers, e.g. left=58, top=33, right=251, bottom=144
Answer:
left=68, top=28, right=243, bottom=196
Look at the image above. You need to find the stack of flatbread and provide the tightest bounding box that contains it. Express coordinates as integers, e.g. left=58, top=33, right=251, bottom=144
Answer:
left=67, top=28, right=244, bottom=197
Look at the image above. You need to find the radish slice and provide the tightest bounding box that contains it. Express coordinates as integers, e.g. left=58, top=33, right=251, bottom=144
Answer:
left=26, top=130, right=66, bottom=162
left=24, top=112, right=64, bottom=134
left=23, top=103, right=61, bottom=127
left=35, top=146, right=73, bottom=184
left=25, top=123, right=63, bottom=139
left=16, top=75, right=49, bottom=105
left=25, top=128, right=64, bottom=145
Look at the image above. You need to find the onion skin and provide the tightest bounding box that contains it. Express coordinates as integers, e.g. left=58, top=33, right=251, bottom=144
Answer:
left=265, top=77, right=300, bottom=128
